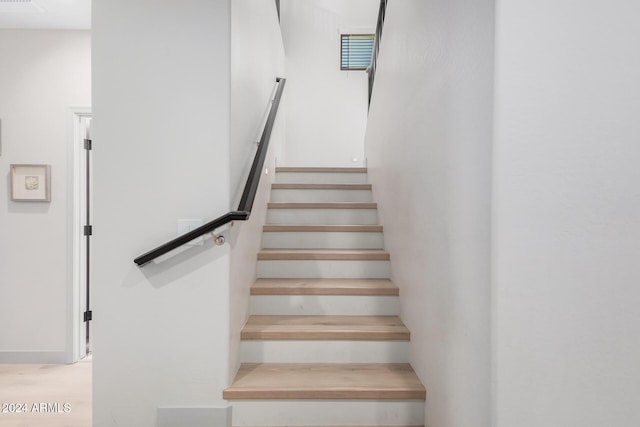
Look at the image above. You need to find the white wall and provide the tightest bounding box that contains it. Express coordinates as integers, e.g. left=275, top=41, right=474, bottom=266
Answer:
left=364, top=1, right=494, bottom=426
left=280, top=0, right=377, bottom=167
left=230, top=0, right=286, bottom=203
left=0, top=30, right=91, bottom=363
left=493, top=1, right=640, bottom=425
left=92, top=1, right=232, bottom=425
left=229, top=0, right=286, bottom=381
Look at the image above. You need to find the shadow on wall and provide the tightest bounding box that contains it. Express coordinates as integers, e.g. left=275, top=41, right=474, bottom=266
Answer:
left=122, top=238, right=229, bottom=289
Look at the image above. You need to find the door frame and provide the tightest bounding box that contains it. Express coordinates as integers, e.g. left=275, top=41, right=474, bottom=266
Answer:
left=67, top=107, right=92, bottom=363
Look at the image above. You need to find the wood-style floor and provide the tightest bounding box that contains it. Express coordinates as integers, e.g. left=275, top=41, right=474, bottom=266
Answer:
left=242, top=315, right=410, bottom=340
left=0, top=360, right=91, bottom=427
left=250, top=278, right=399, bottom=295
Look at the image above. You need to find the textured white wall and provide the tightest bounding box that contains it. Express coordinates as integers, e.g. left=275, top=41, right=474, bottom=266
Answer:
left=92, top=1, right=232, bottom=425
left=280, top=0, right=377, bottom=167
left=0, top=30, right=91, bottom=363
left=229, top=0, right=286, bottom=382
left=493, top=1, right=640, bottom=425
left=364, top=1, right=494, bottom=426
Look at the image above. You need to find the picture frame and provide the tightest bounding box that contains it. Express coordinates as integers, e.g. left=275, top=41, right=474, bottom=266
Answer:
left=10, top=164, right=51, bottom=202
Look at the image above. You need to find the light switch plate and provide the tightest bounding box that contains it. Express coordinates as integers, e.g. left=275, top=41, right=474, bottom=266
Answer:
left=177, top=219, right=204, bottom=246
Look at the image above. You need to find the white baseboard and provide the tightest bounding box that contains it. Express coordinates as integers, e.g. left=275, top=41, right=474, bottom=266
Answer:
left=0, top=351, right=69, bottom=364
left=157, top=406, right=231, bottom=427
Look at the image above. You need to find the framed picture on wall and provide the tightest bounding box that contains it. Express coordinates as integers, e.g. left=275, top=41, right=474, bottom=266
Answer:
left=10, top=164, right=51, bottom=202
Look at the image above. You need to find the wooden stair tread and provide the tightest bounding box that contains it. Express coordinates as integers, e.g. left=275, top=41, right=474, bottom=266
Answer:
left=242, top=315, right=409, bottom=340
left=272, top=183, right=372, bottom=190
left=223, top=363, right=426, bottom=400
left=251, top=278, right=399, bottom=296
left=258, top=249, right=390, bottom=261
left=276, top=167, right=368, bottom=173
left=268, top=202, right=377, bottom=209
left=263, top=224, right=383, bottom=232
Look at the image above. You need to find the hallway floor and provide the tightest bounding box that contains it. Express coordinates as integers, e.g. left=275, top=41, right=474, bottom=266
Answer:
left=0, top=359, right=91, bottom=427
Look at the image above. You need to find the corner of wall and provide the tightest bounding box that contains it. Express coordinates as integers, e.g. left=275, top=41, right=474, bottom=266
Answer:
left=228, top=0, right=287, bottom=382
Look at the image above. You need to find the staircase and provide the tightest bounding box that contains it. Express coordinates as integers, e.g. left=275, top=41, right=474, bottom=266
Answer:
left=224, top=167, right=426, bottom=426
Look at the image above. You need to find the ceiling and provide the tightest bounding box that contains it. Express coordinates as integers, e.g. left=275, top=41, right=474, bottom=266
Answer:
left=0, top=0, right=90, bottom=29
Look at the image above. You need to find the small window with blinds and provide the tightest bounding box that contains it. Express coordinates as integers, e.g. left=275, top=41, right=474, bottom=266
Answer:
left=341, top=34, right=375, bottom=71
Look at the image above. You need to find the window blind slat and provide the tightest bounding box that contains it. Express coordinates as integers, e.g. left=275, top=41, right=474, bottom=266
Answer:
left=341, top=34, right=375, bottom=70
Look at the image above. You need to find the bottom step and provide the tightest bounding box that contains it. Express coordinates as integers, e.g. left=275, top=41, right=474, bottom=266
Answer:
left=224, top=363, right=426, bottom=400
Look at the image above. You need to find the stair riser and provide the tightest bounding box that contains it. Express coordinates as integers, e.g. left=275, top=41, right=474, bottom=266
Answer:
left=257, top=260, right=390, bottom=279
left=262, top=231, right=384, bottom=249
left=267, top=209, right=378, bottom=224
left=271, top=189, right=373, bottom=203
left=275, top=172, right=369, bottom=184
left=250, top=295, right=399, bottom=315
left=240, top=340, right=410, bottom=363
left=231, top=400, right=424, bottom=426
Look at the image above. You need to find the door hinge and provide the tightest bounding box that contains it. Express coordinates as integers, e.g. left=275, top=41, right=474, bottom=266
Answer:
left=84, top=139, right=92, bottom=150
left=83, top=311, right=93, bottom=322
left=84, top=225, right=93, bottom=236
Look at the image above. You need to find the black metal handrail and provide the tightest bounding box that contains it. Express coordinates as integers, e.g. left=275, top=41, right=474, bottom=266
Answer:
left=134, top=77, right=286, bottom=266
left=368, top=0, right=388, bottom=105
